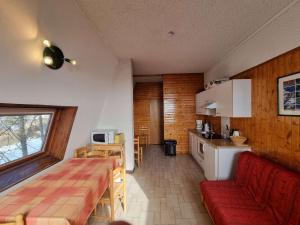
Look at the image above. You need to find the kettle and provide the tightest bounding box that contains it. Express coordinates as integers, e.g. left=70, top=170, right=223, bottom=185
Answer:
left=204, top=122, right=210, bottom=134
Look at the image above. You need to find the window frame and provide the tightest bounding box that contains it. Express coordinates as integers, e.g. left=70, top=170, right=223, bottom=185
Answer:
left=0, top=104, right=78, bottom=192
left=0, top=108, right=56, bottom=170
left=0, top=107, right=56, bottom=172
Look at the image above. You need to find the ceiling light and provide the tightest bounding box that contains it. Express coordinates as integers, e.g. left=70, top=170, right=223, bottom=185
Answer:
left=42, top=40, right=77, bottom=69
left=168, top=31, right=175, bottom=37
left=43, top=56, right=53, bottom=65
left=70, top=60, right=77, bottom=65
left=43, top=39, right=51, bottom=47
left=64, top=58, right=77, bottom=66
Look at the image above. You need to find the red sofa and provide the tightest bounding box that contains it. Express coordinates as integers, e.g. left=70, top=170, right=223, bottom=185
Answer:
left=200, top=151, right=300, bottom=225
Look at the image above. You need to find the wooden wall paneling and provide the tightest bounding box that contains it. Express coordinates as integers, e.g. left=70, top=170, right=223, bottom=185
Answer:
left=47, top=107, right=78, bottom=160
left=150, top=99, right=162, bottom=144
left=292, top=117, right=300, bottom=166
left=231, top=47, right=300, bottom=172
left=134, top=82, right=163, bottom=144
left=163, top=74, right=204, bottom=154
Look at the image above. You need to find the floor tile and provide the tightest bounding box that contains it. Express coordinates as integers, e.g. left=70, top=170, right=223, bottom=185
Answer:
left=89, top=145, right=212, bottom=225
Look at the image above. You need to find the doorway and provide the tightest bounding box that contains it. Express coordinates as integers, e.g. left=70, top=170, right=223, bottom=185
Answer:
left=133, top=82, right=163, bottom=145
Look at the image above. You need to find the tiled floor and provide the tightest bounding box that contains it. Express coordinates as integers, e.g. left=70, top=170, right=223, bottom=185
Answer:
left=90, top=145, right=213, bottom=225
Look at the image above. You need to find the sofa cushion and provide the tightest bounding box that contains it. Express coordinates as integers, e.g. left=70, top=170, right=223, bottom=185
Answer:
left=246, top=156, right=277, bottom=205
left=267, top=169, right=300, bottom=225
left=213, top=206, right=277, bottom=225
left=201, top=181, right=260, bottom=219
left=200, top=180, right=237, bottom=200
left=234, top=151, right=254, bottom=186
left=288, top=189, right=300, bottom=225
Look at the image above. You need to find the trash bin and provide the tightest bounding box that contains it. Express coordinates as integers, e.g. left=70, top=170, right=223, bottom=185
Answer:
left=164, top=139, right=177, bottom=156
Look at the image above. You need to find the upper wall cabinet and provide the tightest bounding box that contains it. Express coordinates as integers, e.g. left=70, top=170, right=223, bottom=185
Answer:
left=196, top=88, right=216, bottom=116
left=196, top=79, right=251, bottom=117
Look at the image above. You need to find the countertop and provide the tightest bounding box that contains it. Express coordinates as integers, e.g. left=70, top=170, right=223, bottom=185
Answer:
left=189, top=129, right=251, bottom=149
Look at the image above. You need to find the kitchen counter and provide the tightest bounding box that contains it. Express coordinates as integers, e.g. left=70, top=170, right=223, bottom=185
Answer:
left=189, top=129, right=251, bottom=149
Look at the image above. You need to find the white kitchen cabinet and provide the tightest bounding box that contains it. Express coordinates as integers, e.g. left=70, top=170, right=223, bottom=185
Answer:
left=189, top=131, right=250, bottom=180
left=195, top=88, right=216, bottom=116
left=189, top=132, right=204, bottom=168
left=195, top=79, right=251, bottom=117
left=203, top=144, right=250, bottom=180
left=203, top=144, right=217, bottom=180
left=214, top=80, right=233, bottom=117
left=189, top=132, right=193, bottom=154
left=215, top=79, right=251, bottom=117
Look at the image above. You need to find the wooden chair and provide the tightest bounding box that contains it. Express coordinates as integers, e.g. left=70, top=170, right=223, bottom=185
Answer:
left=86, top=150, right=109, bottom=158
left=97, top=166, right=127, bottom=222
left=83, top=144, right=126, bottom=222
left=74, top=146, right=88, bottom=158
left=0, top=215, right=24, bottom=225
left=88, top=144, right=125, bottom=167
left=75, top=144, right=125, bottom=167
left=138, top=126, right=150, bottom=149
left=134, top=137, right=143, bottom=167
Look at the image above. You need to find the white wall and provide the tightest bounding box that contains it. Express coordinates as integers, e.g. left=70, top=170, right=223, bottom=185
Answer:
left=0, top=0, right=133, bottom=194
left=205, top=1, right=300, bottom=83
left=98, top=59, right=134, bottom=171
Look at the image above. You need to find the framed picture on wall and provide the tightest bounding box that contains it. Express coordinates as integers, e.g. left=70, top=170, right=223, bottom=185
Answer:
left=277, top=72, right=300, bottom=116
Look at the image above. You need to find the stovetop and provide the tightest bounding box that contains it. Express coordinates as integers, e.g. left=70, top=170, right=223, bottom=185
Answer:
left=201, top=133, right=223, bottom=139
left=195, top=131, right=223, bottom=139
left=193, top=129, right=224, bottom=139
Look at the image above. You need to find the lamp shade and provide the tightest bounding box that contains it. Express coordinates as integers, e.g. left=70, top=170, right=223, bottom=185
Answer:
left=43, top=45, right=64, bottom=70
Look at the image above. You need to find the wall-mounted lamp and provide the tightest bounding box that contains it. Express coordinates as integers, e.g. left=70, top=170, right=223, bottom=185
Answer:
left=43, top=40, right=77, bottom=69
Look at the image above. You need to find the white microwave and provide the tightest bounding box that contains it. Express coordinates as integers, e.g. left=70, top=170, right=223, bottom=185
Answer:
left=91, top=129, right=117, bottom=144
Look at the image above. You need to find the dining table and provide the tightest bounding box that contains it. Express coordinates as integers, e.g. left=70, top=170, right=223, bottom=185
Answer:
left=0, top=158, right=115, bottom=225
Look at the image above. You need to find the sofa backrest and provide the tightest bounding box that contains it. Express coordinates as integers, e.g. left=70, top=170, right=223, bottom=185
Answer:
left=234, top=151, right=254, bottom=186
left=267, top=169, right=300, bottom=225
left=288, top=189, right=300, bottom=225
left=246, top=156, right=277, bottom=206
left=235, top=151, right=300, bottom=225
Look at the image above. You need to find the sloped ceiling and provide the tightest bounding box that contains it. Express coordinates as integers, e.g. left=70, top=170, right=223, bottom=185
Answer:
left=76, top=0, right=294, bottom=75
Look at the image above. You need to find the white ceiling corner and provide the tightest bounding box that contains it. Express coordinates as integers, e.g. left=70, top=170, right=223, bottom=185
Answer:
left=75, top=0, right=295, bottom=75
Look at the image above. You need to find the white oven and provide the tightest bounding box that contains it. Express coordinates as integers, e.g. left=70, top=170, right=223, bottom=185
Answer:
left=191, top=137, right=205, bottom=169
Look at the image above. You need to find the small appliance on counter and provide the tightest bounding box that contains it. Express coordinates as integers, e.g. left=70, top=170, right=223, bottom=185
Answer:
left=91, top=129, right=118, bottom=144
left=229, top=129, right=240, bottom=137
left=114, top=133, right=125, bottom=144
left=222, top=125, right=230, bottom=139
left=203, top=122, right=210, bottom=134
left=201, top=121, right=218, bottom=139
left=196, top=120, right=203, bottom=131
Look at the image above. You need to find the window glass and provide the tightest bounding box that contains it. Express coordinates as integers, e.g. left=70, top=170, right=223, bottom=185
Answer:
left=0, top=113, right=53, bottom=166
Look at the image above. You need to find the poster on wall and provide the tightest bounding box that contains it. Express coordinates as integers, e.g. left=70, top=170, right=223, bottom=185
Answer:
left=278, top=72, right=300, bottom=116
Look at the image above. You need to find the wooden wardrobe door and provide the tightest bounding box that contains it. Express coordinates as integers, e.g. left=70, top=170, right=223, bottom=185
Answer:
left=150, top=99, right=162, bottom=144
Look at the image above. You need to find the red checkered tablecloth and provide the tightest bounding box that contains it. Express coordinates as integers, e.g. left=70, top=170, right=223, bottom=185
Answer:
left=0, top=158, right=115, bottom=225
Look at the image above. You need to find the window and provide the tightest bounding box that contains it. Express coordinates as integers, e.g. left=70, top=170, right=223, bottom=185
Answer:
left=0, top=109, right=54, bottom=166
left=0, top=104, right=77, bottom=192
